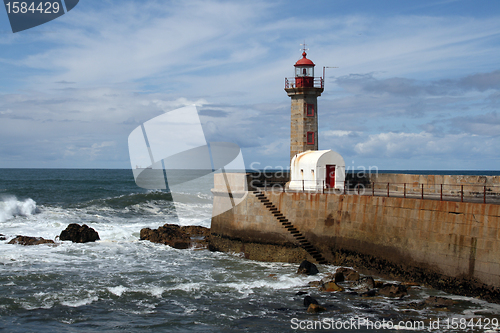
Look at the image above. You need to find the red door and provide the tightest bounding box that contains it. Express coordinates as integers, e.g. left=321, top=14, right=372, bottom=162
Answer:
left=326, top=165, right=336, bottom=188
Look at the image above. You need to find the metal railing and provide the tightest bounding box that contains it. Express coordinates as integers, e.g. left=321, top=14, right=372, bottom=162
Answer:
left=284, top=77, right=324, bottom=89
left=258, top=180, right=500, bottom=205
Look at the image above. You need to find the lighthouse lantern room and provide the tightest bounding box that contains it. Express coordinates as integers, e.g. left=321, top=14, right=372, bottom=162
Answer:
left=294, top=52, right=315, bottom=87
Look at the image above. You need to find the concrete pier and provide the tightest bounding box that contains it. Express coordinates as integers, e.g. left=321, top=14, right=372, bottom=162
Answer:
left=210, top=173, right=500, bottom=298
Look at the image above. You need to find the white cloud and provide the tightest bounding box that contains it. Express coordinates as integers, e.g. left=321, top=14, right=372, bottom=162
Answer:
left=354, top=131, right=498, bottom=160
left=1, top=0, right=500, bottom=169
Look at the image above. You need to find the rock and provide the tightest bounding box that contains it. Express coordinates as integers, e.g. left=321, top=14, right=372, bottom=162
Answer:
left=406, top=302, right=426, bottom=310
left=307, top=303, right=326, bottom=313
left=308, top=281, right=322, bottom=287
left=374, top=280, right=385, bottom=288
left=8, top=236, right=55, bottom=246
left=0, top=234, right=5, bottom=241
left=60, top=224, right=100, bottom=243
left=297, top=260, right=319, bottom=275
left=140, top=224, right=210, bottom=249
left=320, top=281, right=344, bottom=292
left=303, top=295, right=319, bottom=307
left=403, top=282, right=421, bottom=287
left=296, top=291, right=308, bottom=296
left=336, top=267, right=360, bottom=281
left=333, top=271, right=344, bottom=283
left=360, top=289, right=378, bottom=297
left=351, top=276, right=375, bottom=292
left=379, top=284, right=408, bottom=298
left=424, top=296, right=455, bottom=308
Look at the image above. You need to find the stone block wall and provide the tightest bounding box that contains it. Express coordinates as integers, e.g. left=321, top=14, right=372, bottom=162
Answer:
left=211, top=173, right=500, bottom=288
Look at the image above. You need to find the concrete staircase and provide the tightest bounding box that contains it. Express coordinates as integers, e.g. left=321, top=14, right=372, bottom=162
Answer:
left=253, top=190, right=328, bottom=265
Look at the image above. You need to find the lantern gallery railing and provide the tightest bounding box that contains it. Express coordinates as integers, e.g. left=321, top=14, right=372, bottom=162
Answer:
left=258, top=180, right=500, bottom=205
left=285, top=77, right=324, bottom=89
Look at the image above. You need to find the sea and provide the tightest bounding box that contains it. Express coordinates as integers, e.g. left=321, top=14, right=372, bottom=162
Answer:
left=0, top=169, right=499, bottom=333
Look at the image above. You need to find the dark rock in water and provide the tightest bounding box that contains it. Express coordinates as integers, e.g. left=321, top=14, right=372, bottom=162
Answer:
left=336, top=267, right=360, bottom=281
left=140, top=224, right=210, bottom=249
left=60, top=224, right=100, bottom=243
left=424, top=296, right=456, bottom=308
left=307, top=303, right=326, bottom=313
left=323, top=271, right=345, bottom=283
left=296, top=291, right=308, bottom=296
left=0, top=234, right=5, bottom=241
left=320, top=281, right=344, bottom=292
left=297, top=260, right=319, bottom=275
left=303, top=295, right=319, bottom=307
left=379, top=284, right=408, bottom=298
left=333, top=271, right=344, bottom=283
left=351, top=276, right=375, bottom=292
left=308, top=280, right=322, bottom=287
left=8, top=236, right=55, bottom=246
left=360, top=289, right=378, bottom=297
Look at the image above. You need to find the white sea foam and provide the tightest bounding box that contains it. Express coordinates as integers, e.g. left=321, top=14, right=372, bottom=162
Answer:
left=108, top=285, right=127, bottom=297
left=0, top=195, right=38, bottom=222
left=60, top=295, right=98, bottom=308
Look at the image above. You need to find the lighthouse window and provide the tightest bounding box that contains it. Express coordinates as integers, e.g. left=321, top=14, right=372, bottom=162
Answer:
left=306, top=104, right=314, bottom=117
left=307, top=132, right=315, bottom=145
left=295, top=66, right=313, bottom=77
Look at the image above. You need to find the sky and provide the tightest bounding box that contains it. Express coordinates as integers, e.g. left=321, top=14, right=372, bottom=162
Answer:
left=0, top=0, right=499, bottom=170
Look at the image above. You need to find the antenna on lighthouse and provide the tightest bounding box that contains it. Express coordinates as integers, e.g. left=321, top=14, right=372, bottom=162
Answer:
left=323, top=66, right=339, bottom=87
left=300, top=41, right=308, bottom=53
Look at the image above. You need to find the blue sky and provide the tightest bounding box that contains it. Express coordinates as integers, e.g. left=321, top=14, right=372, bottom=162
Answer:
left=0, top=0, right=499, bottom=170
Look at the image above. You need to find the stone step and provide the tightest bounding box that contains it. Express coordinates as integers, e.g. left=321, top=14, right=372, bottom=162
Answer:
left=289, top=230, right=300, bottom=234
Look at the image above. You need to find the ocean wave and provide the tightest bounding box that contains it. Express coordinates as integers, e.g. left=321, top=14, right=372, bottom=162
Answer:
left=0, top=195, right=39, bottom=222
left=74, top=191, right=174, bottom=209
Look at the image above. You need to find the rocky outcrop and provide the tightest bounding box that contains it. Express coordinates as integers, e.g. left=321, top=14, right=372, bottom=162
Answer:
left=320, top=281, right=344, bottom=292
left=297, top=260, right=319, bottom=275
left=303, top=296, right=326, bottom=313
left=307, top=303, right=326, bottom=313
left=303, top=295, right=319, bottom=307
left=140, top=224, right=210, bottom=249
left=0, top=234, right=6, bottom=241
left=336, top=267, right=360, bottom=281
left=60, top=224, right=100, bottom=243
left=378, top=283, right=408, bottom=298
left=8, top=236, right=55, bottom=245
left=351, top=276, right=375, bottom=292
left=424, top=296, right=456, bottom=308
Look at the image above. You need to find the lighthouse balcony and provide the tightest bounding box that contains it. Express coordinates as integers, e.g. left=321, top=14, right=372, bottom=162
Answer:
left=285, top=77, right=323, bottom=89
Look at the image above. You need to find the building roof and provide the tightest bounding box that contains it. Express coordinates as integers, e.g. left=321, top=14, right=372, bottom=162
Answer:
left=291, top=150, right=345, bottom=170
left=294, top=52, right=315, bottom=67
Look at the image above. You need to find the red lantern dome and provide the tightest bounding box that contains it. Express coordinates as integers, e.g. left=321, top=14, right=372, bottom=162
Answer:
left=294, top=52, right=315, bottom=67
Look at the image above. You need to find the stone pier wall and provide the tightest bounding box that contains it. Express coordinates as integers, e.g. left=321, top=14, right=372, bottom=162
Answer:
left=371, top=173, right=500, bottom=196
left=210, top=174, right=500, bottom=290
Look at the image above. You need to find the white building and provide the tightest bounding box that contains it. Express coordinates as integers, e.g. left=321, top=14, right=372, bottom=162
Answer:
left=289, top=150, right=346, bottom=191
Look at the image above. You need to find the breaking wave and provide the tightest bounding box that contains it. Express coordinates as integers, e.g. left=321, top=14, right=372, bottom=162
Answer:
left=73, top=191, right=174, bottom=209
left=0, top=195, right=38, bottom=222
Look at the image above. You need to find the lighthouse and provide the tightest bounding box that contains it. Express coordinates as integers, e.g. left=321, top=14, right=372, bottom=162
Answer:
left=285, top=49, right=324, bottom=161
